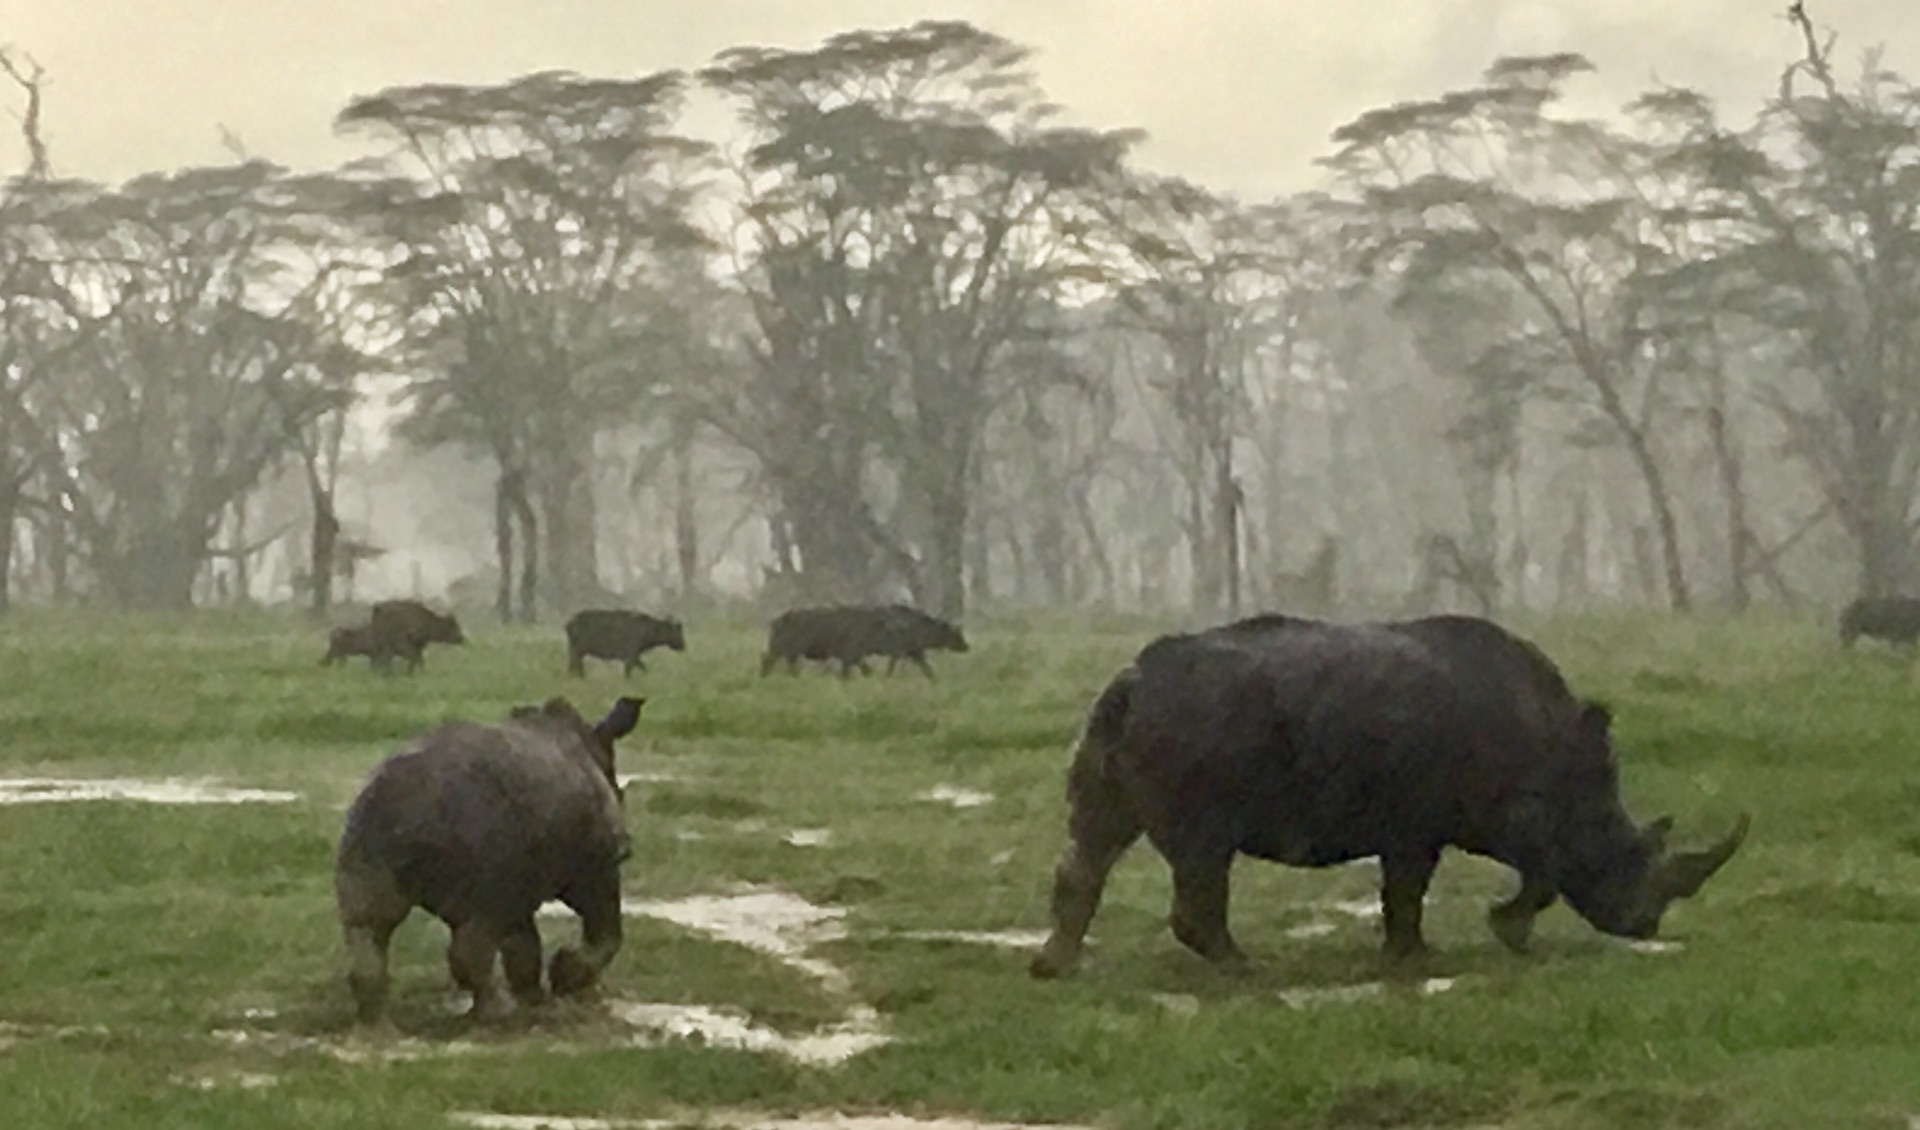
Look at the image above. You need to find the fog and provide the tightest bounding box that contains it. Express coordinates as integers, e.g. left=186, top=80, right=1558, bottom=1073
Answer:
left=1, top=1, right=1914, bottom=620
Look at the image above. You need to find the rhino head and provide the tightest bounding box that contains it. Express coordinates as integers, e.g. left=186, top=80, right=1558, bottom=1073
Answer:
left=1549, top=702, right=1750, bottom=939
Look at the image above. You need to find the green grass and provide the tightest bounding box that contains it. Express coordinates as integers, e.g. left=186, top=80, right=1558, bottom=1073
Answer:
left=0, top=605, right=1917, bottom=1128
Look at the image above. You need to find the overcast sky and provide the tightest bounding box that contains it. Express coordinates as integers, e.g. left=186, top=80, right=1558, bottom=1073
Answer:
left=5, top=1, right=1910, bottom=198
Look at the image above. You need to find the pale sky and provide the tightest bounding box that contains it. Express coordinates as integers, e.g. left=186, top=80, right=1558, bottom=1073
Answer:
left=5, top=1, right=1910, bottom=199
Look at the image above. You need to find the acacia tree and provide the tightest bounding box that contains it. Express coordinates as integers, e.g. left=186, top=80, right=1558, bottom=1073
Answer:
left=1661, top=7, right=1920, bottom=599
left=702, top=21, right=1136, bottom=618
left=337, top=70, right=711, bottom=619
left=1328, top=55, right=1718, bottom=610
left=25, top=163, right=344, bottom=609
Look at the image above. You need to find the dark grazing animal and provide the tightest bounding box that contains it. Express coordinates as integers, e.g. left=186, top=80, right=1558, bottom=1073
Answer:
left=759, top=603, right=969, bottom=678
left=335, top=695, right=644, bottom=1023
left=1030, top=614, right=1748, bottom=978
left=1838, top=596, right=1920, bottom=649
left=369, top=599, right=466, bottom=674
left=321, top=625, right=379, bottom=667
left=564, top=609, right=686, bottom=677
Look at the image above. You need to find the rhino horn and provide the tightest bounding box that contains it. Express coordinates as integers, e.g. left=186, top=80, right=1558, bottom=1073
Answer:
left=1650, top=813, right=1751, bottom=902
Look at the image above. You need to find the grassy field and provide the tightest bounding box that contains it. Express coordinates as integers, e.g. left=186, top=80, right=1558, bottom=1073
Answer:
left=0, top=605, right=1916, bottom=1129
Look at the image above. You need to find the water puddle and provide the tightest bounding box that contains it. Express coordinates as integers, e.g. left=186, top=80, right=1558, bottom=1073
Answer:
left=0, top=777, right=300, bottom=805
left=617, top=772, right=680, bottom=788
left=1276, top=976, right=1459, bottom=1009
left=607, top=1002, right=888, bottom=1067
left=887, top=929, right=1051, bottom=949
left=540, top=887, right=890, bottom=1064
left=1622, top=939, right=1684, bottom=955
left=783, top=829, right=833, bottom=848
left=1283, top=922, right=1337, bottom=940
left=916, top=785, right=993, bottom=809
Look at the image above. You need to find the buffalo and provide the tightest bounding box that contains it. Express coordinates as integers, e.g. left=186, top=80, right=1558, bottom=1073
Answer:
left=368, top=599, right=466, bottom=675
left=1030, top=614, right=1748, bottom=978
left=321, top=625, right=380, bottom=667
left=335, top=695, right=644, bottom=1023
left=759, top=603, right=969, bottom=678
left=564, top=609, right=686, bottom=677
left=1838, top=596, right=1920, bottom=650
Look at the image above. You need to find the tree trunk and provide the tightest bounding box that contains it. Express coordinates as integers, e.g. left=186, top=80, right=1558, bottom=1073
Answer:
left=111, top=527, right=205, bottom=611
left=0, top=487, right=16, bottom=615
left=1620, top=427, right=1693, bottom=611
left=1704, top=403, right=1753, bottom=611
left=671, top=414, right=701, bottom=600
left=309, top=492, right=339, bottom=621
left=494, top=471, right=517, bottom=624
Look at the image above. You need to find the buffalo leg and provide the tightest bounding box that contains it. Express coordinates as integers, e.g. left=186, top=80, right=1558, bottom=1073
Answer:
left=1030, top=806, right=1142, bottom=979
left=1488, top=875, right=1558, bottom=953
left=499, top=917, right=547, bottom=1007
left=551, top=869, right=623, bottom=996
left=447, top=920, right=510, bottom=1020
left=908, top=652, right=935, bottom=678
left=1380, top=849, right=1441, bottom=959
left=1168, top=850, right=1245, bottom=967
left=568, top=649, right=586, bottom=677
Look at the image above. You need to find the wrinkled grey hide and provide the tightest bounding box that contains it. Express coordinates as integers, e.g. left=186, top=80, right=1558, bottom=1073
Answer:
left=335, top=695, right=643, bottom=1023
left=1031, top=615, right=1747, bottom=978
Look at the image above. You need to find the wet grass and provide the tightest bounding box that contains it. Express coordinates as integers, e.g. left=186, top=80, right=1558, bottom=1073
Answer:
left=0, top=605, right=1918, bottom=1127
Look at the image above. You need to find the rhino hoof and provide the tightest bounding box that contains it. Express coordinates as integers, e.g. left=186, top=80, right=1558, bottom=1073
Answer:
left=1028, top=949, right=1073, bottom=980
left=549, top=948, right=598, bottom=996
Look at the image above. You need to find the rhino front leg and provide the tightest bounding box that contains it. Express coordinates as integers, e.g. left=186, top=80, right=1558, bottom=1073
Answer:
left=1488, top=874, right=1558, bottom=953
left=1168, top=849, right=1246, bottom=967
left=447, top=920, right=511, bottom=1021
left=551, top=869, right=623, bottom=997
left=1380, top=848, right=1441, bottom=960
left=499, top=917, right=547, bottom=1008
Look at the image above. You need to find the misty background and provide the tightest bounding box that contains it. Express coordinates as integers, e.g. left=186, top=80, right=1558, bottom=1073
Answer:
left=0, top=1, right=1913, bottom=623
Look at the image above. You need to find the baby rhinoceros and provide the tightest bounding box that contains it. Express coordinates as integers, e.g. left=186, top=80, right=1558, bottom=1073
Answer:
left=334, top=695, right=644, bottom=1024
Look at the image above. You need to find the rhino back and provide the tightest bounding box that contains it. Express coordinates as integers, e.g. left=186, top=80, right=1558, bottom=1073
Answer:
left=340, top=721, right=624, bottom=922
left=1116, top=623, right=1542, bottom=863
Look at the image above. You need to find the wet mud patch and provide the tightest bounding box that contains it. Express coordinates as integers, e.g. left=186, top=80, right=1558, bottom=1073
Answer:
left=0, top=777, right=300, bottom=805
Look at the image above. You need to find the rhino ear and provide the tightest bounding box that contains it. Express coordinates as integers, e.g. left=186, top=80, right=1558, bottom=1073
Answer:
left=596, top=696, right=645, bottom=743
left=541, top=696, right=578, bottom=719
left=1578, top=700, right=1612, bottom=734
left=509, top=704, right=541, bottom=719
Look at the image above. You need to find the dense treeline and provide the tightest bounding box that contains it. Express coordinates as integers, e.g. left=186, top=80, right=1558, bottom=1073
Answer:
left=0, top=8, right=1911, bottom=619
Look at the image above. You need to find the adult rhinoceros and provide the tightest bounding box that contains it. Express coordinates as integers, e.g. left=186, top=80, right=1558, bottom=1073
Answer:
left=335, top=695, right=643, bottom=1021
left=1029, top=615, right=1747, bottom=978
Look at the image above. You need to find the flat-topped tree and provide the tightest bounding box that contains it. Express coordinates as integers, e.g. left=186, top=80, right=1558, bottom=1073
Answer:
left=20, top=162, right=362, bottom=610
left=701, top=21, right=1138, bottom=619
left=335, top=70, right=712, bottom=621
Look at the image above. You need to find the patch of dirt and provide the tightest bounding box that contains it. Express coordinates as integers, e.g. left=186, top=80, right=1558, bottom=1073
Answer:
left=0, top=777, right=300, bottom=805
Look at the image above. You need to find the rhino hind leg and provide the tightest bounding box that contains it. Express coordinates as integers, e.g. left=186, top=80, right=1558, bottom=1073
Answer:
left=1031, top=820, right=1143, bottom=979
left=499, top=918, right=547, bottom=1007
left=447, top=920, right=512, bottom=1021
left=337, top=860, right=412, bottom=1023
left=1380, top=848, right=1441, bottom=959
left=1488, top=875, right=1558, bottom=953
left=1168, top=851, right=1246, bottom=967
left=551, top=871, right=624, bottom=997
